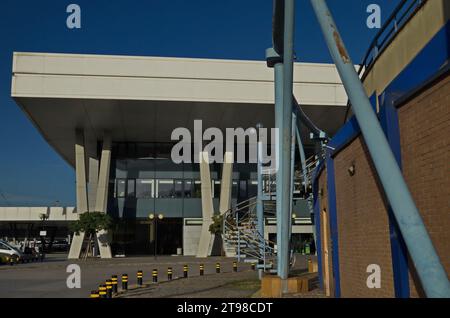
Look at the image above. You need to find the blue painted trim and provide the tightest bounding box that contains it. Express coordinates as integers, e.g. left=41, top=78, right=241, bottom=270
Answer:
left=326, top=151, right=341, bottom=297
left=369, top=93, right=377, bottom=113
left=312, top=171, right=323, bottom=289
left=328, top=116, right=361, bottom=156
left=379, top=97, right=410, bottom=298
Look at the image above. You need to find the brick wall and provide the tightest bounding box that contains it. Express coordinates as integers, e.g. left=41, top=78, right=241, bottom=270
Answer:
left=333, top=137, right=395, bottom=297
left=314, top=74, right=449, bottom=298
left=398, top=73, right=450, bottom=297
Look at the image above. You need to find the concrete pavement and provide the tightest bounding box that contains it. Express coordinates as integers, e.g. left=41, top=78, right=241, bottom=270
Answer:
left=0, top=254, right=254, bottom=298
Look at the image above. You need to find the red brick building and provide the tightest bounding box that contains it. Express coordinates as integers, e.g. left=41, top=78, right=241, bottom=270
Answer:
left=313, top=0, right=449, bottom=298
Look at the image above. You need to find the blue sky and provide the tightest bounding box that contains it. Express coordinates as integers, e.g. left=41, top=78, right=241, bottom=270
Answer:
left=0, top=0, right=399, bottom=206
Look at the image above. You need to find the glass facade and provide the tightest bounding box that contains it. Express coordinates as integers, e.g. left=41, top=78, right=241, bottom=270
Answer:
left=107, top=142, right=310, bottom=255
left=108, top=142, right=258, bottom=219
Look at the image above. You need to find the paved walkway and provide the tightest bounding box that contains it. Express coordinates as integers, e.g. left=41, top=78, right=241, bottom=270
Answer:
left=0, top=253, right=324, bottom=298
left=0, top=254, right=249, bottom=298
left=116, top=255, right=326, bottom=298
left=119, top=270, right=260, bottom=298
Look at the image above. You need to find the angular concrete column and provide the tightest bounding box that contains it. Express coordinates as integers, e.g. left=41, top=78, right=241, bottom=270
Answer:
left=219, top=152, right=233, bottom=215
left=196, top=152, right=215, bottom=258
left=87, top=157, right=99, bottom=212
left=219, top=151, right=234, bottom=257
left=68, top=130, right=88, bottom=259
left=87, top=156, right=99, bottom=256
left=94, top=134, right=112, bottom=259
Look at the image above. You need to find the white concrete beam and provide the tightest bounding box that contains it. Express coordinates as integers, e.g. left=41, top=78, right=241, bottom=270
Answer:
left=219, top=152, right=233, bottom=215
left=68, top=130, right=88, bottom=259
left=12, top=53, right=348, bottom=106
left=219, top=151, right=234, bottom=257
left=87, top=157, right=99, bottom=212
left=94, top=134, right=112, bottom=259
left=196, top=152, right=215, bottom=258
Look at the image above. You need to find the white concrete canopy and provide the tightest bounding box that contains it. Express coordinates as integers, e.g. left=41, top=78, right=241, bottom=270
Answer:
left=0, top=207, right=77, bottom=221
left=11, top=52, right=348, bottom=167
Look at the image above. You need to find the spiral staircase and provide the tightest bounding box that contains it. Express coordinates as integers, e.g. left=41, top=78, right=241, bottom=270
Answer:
left=222, top=154, right=320, bottom=272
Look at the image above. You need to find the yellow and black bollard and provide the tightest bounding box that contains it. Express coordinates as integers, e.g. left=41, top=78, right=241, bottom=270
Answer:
left=105, top=280, right=113, bottom=298
left=251, top=262, right=256, bottom=270
left=199, top=264, right=204, bottom=276
left=152, top=269, right=158, bottom=283
left=9, top=257, right=14, bottom=266
left=137, top=270, right=143, bottom=286
left=111, top=275, right=118, bottom=294
left=216, top=262, right=221, bottom=273
left=233, top=261, right=238, bottom=272
left=98, top=285, right=107, bottom=299
left=90, top=290, right=100, bottom=299
left=183, top=264, right=188, bottom=278
left=122, top=274, right=128, bottom=291
left=167, top=267, right=173, bottom=281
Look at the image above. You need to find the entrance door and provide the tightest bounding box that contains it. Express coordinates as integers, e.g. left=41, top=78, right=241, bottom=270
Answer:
left=149, top=218, right=183, bottom=255
left=112, top=218, right=183, bottom=256
left=322, top=209, right=331, bottom=297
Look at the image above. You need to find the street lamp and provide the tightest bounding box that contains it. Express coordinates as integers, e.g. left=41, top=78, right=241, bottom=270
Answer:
left=39, top=213, right=48, bottom=255
left=149, top=213, right=164, bottom=259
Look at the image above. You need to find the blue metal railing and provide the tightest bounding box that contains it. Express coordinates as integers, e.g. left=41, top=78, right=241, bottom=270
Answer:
left=344, top=0, right=428, bottom=122
left=360, top=0, right=427, bottom=78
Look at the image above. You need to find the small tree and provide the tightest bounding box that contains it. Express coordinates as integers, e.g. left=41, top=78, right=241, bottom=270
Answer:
left=209, top=214, right=224, bottom=235
left=69, top=212, right=112, bottom=260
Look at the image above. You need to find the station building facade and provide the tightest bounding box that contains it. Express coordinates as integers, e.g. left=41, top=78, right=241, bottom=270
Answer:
left=7, top=53, right=347, bottom=257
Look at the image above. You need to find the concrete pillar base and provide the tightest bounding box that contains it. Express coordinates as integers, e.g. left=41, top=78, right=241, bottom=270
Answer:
left=308, top=259, right=318, bottom=273
left=96, top=229, right=112, bottom=259
left=68, top=232, right=85, bottom=259
left=261, top=274, right=318, bottom=297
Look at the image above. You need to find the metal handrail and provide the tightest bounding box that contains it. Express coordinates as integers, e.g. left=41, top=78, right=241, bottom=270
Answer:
left=360, top=0, right=426, bottom=78
left=223, top=196, right=277, bottom=266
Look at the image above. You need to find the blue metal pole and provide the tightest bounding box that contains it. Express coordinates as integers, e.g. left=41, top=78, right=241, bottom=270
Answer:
left=295, top=123, right=308, bottom=192
left=236, top=212, right=240, bottom=262
left=289, top=113, right=297, bottom=240
left=275, top=60, right=284, bottom=279
left=278, top=0, right=295, bottom=284
left=266, top=47, right=285, bottom=278
left=256, top=128, right=264, bottom=242
left=256, top=123, right=264, bottom=278
left=295, top=123, right=317, bottom=247
left=310, top=0, right=450, bottom=298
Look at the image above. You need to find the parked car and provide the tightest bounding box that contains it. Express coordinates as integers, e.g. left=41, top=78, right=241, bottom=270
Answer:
left=0, top=240, right=22, bottom=264
left=0, top=252, right=20, bottom=265
left=0, top=240, right=46, bottom=263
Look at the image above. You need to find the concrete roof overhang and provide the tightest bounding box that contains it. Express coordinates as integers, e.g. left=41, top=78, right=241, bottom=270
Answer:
left=11, top=52, right=348, bottom=167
